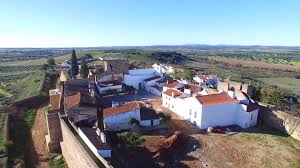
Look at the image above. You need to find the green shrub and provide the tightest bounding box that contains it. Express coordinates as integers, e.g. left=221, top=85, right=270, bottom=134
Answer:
left=24, top=108, right=37, bottom=128
left=128, top=118, right=140, bottom=125
left=117, top=132, right=145, bottom=149
left=48, top=153, right=67, bottom=168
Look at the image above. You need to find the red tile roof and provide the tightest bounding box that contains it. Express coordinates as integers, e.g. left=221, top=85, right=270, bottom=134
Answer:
left=196, top=93, right=238, bottom=106
left=65, top=92, right=81, bottom=109
left=144, top=76, right=161, bottom=82
left=165, top=82, right=178, bottom=88
left=185, top=84, right=200, bottom=92
left=163, top=89, right=183, bottom=98
left=103, top=102, right=139, bottom=118
left=50, top=94, right=60, bottom=110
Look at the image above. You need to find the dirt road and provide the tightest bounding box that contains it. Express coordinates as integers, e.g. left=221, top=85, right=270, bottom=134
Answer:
left=29, top=106, right=49, bottom=168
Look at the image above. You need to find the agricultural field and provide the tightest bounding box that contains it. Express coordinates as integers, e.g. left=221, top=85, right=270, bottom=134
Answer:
left=257, top=77, right=300, bottom=97
left=0, top=50, right=104, bottom=66
left=11, top=72, right=45, bottom=101
left=208, top=57, right=300, bottom=72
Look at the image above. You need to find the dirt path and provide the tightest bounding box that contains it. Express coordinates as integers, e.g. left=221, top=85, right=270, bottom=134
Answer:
left=29, top=106, right=49, bottom=168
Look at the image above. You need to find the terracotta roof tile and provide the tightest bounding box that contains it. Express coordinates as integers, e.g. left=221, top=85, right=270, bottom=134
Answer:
left=163, top=89, right=183, bottom=98
left=185, top=84, right=200, bottom=92
left=103, top=102, right=139, bottom=118
left=65, top=92, right=81, bottom=109
left=196, top=93, right=238, bottom=106
left=165, top=82, right=178, bottom=88
left=50, top=94, right=60, bottom=110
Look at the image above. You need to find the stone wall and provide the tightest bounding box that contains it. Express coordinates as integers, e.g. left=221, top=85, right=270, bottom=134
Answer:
left=217, top=81, right=253, bottom=97
left=104, top=60, right=129, bottom=74
left=217, top=81, right=229, bottom=92
left=45, top=109, right=62, bottom=153
left=241, top=83, right=253, bottom=98
left=60, top=117, right=103, bottom=168
left=258, top=105, right=300, bottom=141
left=228, top=81, right=242, bottom=91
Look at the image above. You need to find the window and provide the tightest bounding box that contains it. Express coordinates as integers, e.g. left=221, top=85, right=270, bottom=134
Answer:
left=172, top=105, right=174, bottom=108
left=194, top=111, right=197, bottom=118
left=189, top=109, right=192, bottom=116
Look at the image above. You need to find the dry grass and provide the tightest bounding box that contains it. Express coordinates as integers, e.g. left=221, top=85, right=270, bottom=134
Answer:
left=210, top=57, right=300, bottom=72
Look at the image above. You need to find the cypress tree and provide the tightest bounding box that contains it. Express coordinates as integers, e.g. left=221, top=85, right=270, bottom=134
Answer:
left=80, top=59, right=89, bottom=78
left=70, top=49, right=79, bottom=76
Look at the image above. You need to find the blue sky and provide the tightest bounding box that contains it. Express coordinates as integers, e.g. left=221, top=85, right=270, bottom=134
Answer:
left=0, top=0, right=299, bottom=47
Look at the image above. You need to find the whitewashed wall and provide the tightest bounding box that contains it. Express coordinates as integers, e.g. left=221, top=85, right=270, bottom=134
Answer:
left=144, top=77, right=162, bottom=88
left=140, top=119, right=160, bottom=126
left=200, top=103, right=239, bottom=129
left=124, top=69, right=157, bottom=90
left=104, top=109, right=141, bottom=130
left=145, top=86, right=161, bottom=96
left=162, top=93, right=258, bottom=129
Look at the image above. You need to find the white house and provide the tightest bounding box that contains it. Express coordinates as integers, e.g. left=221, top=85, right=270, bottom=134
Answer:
left=123, top=69, right=161, bottom=90
left=140, top=107, right=160, bottom=126
left=162, top=88, right=258, bottom=129
left=103, top=102, right=160, bottom=130
left=152, top=63, right=175, bottom=75
left=96, top=80, right=123, bottom=94
left=143, top=76, right=163, bottom=96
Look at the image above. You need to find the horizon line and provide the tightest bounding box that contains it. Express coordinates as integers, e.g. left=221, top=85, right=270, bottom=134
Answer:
left=1, top=43, right=300, bottom=49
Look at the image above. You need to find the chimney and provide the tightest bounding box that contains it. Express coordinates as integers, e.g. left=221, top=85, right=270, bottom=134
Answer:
left=184, top=88, right=191, bottom=95
left=96, top=104, right=104, bottom=132
left=112, top=101, right=119, bottom=107
left=172, top=92, right=175, bottom=98
left=228, top=90, right=236, bottom=99
left=167, top=80, right=169, bottom=84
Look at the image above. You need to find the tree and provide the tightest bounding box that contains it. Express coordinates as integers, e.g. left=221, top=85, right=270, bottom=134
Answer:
left=260, top=87, right=269, bottom=104
left=128, top=118, right=140, bottom=126
left=80, top=59, right=89, bottom=78
left=47, top=58, right=55, bottom=66
left=70, top=49, right=79, bottom=76
left=181, top=70, right=194, bottom=81
left=41, top=64, right=49, bottom=71
left=117, top=132, right=145, bottom=149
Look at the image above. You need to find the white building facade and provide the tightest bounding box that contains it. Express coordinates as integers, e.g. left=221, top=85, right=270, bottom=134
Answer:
left=123, top=69, right=161, bottom=90
left=162, top=89, right=258, bottom=129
